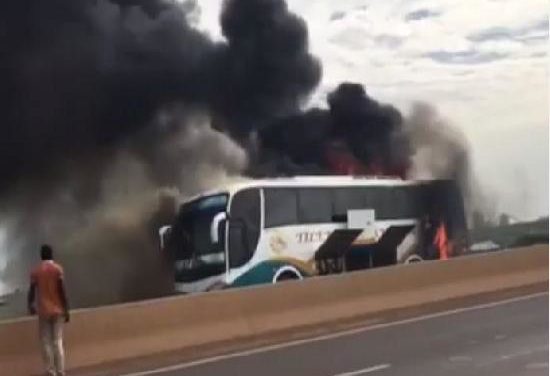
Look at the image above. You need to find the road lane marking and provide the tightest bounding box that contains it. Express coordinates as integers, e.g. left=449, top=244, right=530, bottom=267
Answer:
left=477, top=345, right=549, bottom=367
left=333, top=363, right=391, bottom=376
left=500, top=346, right=549, bottom=361
left=448, top=355, right=472, bottom=363
left=525, top=362, right=549, bottom=369
left=118, top=292, right=547, bottom=376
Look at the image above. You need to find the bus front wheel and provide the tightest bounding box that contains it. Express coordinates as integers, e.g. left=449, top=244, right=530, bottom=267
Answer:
left=273, top=266, right=302, bottom=283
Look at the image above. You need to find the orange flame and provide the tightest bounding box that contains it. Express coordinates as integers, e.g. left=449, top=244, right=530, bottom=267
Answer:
left=433, top=222, right=449, bottom=260
left=325, top=142, right=367, bottom=175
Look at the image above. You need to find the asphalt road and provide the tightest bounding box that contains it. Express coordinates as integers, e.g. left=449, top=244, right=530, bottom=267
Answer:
left=116, top=292, right=548, bottom=376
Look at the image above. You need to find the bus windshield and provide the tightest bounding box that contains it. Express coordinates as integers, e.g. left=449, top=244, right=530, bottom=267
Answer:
left=171, top=194, right=228, bottom=283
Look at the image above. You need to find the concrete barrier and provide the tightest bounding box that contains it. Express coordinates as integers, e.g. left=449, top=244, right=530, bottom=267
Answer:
left=0, top=245, right=547, bottom=375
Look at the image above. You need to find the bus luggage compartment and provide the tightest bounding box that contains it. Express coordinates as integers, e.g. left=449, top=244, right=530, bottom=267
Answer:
left=346, top=225, right=415, bottom=271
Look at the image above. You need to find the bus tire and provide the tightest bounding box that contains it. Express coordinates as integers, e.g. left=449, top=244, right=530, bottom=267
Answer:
left=404, top=254, right=424, bottom=264
left=273, top=266, right=302, bottom=283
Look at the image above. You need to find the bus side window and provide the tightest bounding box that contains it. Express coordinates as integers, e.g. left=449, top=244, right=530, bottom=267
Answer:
left=264, top=189, right=298, bottom=228
left=228, top=189, right=261, bottom=268
left=391, top=186, right=421, bottom=219
left=332, top=188, right=365, bottom=221
left=365, top=187, right=393, bottom=220
left=298, top=188, right=332, bottom=223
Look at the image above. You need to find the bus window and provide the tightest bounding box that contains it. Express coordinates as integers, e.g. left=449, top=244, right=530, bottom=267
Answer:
left=391, top=186, right=421, bottom=218
left=365, top=187, right=392, bottom=219
left=298, top=188, right=333, bottom=223
left=264, top=188, right=298, bottom=228
left=228, top=189, right=261, bottom=268
left=332, top=188, right=365, bottom=221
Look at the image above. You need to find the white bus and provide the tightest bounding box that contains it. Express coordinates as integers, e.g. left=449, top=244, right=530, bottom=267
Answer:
left=160, top=176, right=467, bottom=293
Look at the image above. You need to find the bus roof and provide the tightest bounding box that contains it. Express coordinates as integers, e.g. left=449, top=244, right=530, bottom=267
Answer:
left=179, top=175, right=430, bottom=205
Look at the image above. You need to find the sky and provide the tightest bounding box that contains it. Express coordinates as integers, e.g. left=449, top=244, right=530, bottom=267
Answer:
left=197, top=0, right=548, bottom=221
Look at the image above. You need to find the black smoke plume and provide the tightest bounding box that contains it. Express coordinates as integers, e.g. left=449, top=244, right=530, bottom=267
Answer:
left=0, top=0, right=320, bottom=195
left=252, top=83, right=410, bottom=177
left=0, top=0, right=474, bottom=306
left=0, top=0, right=320, bottom=303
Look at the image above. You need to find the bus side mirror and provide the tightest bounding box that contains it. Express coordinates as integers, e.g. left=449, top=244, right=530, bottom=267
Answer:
left=158, top=225, right=172, bottom=252
left=210, top=212, right=227, bottom=244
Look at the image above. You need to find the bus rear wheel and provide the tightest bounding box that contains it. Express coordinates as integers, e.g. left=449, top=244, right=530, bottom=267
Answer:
left=404, top=254, right=424, bottom=264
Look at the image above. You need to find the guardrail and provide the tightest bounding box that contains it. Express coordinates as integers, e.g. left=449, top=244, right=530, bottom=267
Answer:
left=0, top=245, right=547, bottom=375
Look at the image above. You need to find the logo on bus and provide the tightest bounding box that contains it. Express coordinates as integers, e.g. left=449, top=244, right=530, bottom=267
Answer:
left=269, top=233, right=288, bottom=254
left=296, top=231, right=332, bottom=244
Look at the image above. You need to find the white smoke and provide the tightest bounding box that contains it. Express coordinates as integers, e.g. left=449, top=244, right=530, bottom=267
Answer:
left=406, top=103, right=469, bottom=180
left=405, top=102, right=494, bottom=222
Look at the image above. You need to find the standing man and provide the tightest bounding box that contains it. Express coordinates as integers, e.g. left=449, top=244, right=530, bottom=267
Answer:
left=28, top=244, right=70, bottom=376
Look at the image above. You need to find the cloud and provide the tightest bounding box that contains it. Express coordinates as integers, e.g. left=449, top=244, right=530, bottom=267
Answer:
left=532, top=18, right=548, bottom=31
left=425, top=50, right=509, bottom=64
left=330, top=10, right=346, bottom=22
left=329, top=26, right=370, bottom=50
left=468, top=18, right=549, bottom=43
left=405, top=8, right=441, bottom=21
left=375, top=34, right=404, bottom=48
left=531, top=51, right=547, bottom=58
left=469, top=27, right=518, bottom=42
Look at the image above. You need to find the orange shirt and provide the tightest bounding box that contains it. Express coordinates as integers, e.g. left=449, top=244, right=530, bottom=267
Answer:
left=30, top=261, right=65, bottom=318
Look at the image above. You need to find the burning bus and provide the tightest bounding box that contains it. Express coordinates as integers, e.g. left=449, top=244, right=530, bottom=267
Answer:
left=159, top=176, right=467, bottom=293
